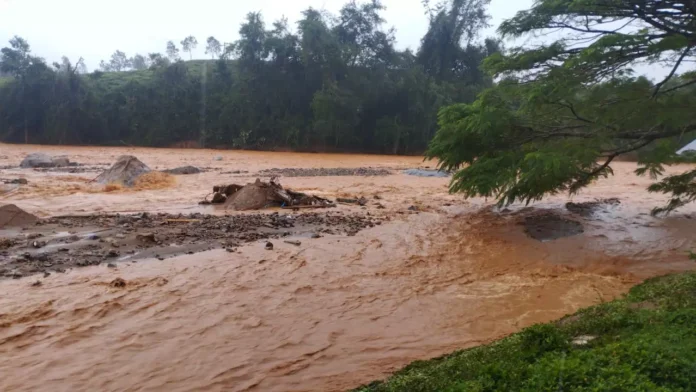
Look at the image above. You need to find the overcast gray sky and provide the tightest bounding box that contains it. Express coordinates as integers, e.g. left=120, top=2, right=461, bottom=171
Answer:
left=0, top=0, right=532, bottom=71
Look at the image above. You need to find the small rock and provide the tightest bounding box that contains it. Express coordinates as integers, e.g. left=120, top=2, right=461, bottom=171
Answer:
left=26, top=233, right=42, bottom=240
left=106, top=250, right=120, bottom=258
left=211, top=193, right=227, bottom=204
left=408, top=205, right=419, bottom=211
left=137, top=233, right=156, bottom=243
left=265, top=242, right=274, bottom=250
left=110, top=278, right=126, bottom=288
left=115, top=233, right=126, bottom=239
left=10, top=178, right=28, bottom=185
left=31, top=280, right=42, bottom=287
left=86, top=234, right=100, bottom=241
left=43, top=272, right=51, bottom=278
left=10, top=270, right=22, bottom=279
left=107, top=263, right=117, bottom=269
left=311, top=233, right=322, bottom=239
left=31, top=240, right=46, bottom=249
left=214, top=156, right=223, bottom=161
left=36, top=253, right=49, bottom=262
left=284, top=240, right=302, bottom=246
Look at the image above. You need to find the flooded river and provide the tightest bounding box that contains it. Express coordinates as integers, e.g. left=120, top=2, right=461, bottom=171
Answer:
left=0, top=145, right=695, bottom=391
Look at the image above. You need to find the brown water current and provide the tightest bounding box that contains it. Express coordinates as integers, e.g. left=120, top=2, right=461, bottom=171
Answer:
left=1, top=144, right=695, bottom=391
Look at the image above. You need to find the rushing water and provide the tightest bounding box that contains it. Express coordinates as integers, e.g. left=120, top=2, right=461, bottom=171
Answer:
left=0, top=144, right=695, bottom=391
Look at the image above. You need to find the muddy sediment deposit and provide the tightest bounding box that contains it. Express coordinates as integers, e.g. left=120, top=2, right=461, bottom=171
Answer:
left=0, top=144, right=695, bottom=392
left=0, top=211, right=381, bottom=279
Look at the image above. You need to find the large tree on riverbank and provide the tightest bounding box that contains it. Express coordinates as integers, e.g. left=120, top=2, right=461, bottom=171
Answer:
left=427, top=0, right=696, bottom=213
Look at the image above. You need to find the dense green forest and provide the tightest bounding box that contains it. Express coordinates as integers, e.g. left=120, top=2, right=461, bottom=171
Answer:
left=0, top=0, right=498, bottom=154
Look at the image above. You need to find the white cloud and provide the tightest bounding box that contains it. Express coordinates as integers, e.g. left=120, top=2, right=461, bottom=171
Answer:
left=0, top=0, right=531, bottom=70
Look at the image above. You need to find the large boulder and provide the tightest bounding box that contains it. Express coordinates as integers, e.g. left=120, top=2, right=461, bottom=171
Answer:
left=20, top=153, right=70, bottom=168
left=95, top=155, right=151, bottom=186
left=0, top=204, right=38, bottom=228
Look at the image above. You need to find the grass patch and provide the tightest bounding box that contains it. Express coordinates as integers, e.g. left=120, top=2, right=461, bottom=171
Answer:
left=355, top=272, right=696, bottom=392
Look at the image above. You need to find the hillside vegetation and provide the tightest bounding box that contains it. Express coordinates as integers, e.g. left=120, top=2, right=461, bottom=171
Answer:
left=0, top=0, right=497, bottom=154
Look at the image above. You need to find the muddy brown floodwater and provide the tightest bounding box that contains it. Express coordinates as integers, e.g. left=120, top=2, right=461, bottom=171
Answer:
left=1, top=144, right=695, bottom=392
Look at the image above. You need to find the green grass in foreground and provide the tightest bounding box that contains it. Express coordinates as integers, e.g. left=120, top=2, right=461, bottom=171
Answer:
left=355, top=272, right=696, bottom=391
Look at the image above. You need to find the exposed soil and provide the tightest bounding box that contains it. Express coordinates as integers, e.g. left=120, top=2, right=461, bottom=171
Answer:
left=0, top=211, right=383, bottom=280
left=259, top=167, right=392, bottom=177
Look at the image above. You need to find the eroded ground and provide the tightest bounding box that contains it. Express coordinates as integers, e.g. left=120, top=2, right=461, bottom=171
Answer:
left=0, top=144, right=695, bottom=392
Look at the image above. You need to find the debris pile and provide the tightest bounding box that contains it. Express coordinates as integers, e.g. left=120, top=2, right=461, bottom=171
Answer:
left=1, top=178, right=28, bottom=185
left=95, top=155, right=151, bottom=186
left=0, top=204, right=38, bottom=228
left=20, top=153, right=72, bottom=168
left=201, top=179, right=334, bottom=210
left=403, top=168, right=450, bottom=178
left=259, top=167, right=392, bottom=177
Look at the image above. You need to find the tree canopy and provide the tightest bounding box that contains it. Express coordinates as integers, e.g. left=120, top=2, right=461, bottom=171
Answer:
left=427, top=0, right=696, bottom=213
left=0, top=0, right=496, bottom=155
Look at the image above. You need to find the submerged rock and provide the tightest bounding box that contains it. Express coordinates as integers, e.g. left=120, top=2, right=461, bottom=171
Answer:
left=163, top=166, right=202, bottom=175
left=523, top=212, right=584, bottom=242
left=20, top=153, right=71, bottom=168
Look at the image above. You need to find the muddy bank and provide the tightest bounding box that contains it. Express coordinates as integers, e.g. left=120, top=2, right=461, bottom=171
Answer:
left=0, top=211, right=382, bottom=280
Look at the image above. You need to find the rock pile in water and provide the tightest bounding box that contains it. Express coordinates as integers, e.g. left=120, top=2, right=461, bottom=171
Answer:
left=20, top=153, right=71, bottom=168
left=95, top=155, right=151, bottom=186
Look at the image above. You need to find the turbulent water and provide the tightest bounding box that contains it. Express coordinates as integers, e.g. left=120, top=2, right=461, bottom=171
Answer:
left=0, top=144, right=695, bottom=391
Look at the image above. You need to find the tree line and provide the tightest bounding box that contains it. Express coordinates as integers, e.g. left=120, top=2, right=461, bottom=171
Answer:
left=0, top=0, right=498, bottom=154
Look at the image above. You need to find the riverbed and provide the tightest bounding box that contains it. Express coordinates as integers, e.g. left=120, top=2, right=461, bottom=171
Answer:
left=0, top=144, right=694, bottom=392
